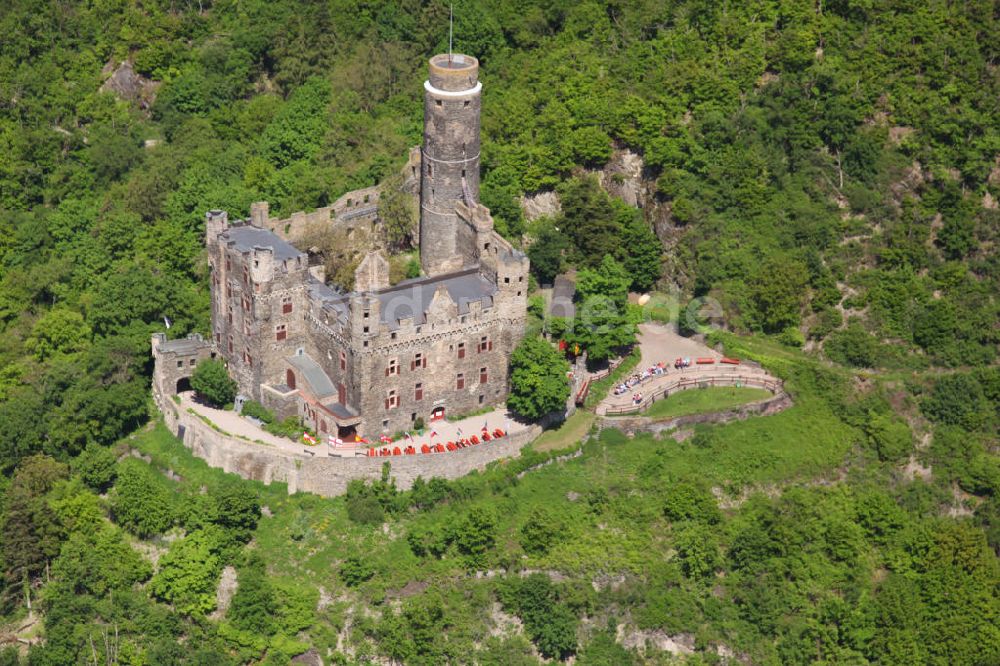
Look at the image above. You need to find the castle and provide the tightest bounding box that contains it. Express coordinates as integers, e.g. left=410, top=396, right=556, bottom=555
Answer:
left=153, top=53, right=528, bottom=441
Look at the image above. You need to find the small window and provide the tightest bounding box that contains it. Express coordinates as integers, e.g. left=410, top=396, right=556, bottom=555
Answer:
left=414, top=382, right=423, bottom=401
left=228, top=335, right=234, bottom=353
left=276, top=324, right=287, bottom=341
left=504, top=277, right=510, bottom=284
left=411, top=412, right=417, bottom=421
left=412, top=352, right=426, bottom=370
left=461, top=169, right=466, bottom=178
left=244, top=319, right=251, bottom=336
left=364, top=310, right=369, bottom=319
left=478, top=336, right=492, bottom=353
left=363, top=326, right=370, bottom=334
left=382, top=419, right=389, bottom=428
left=215, top=332, right=221, bottom=344
left=457, top=342, right=466, bottom=359
left=479, top=394, right=485, bottom=405
left=385, top=389, right=399, bottom=410
left=226, top=257, right=231, bottom=271
left=391, top=332, right=397, bottom=340
left=435, top=99, right=442, bottom=107
left=480, top=367, right=488, bottom=384
left=282, top=296, right=293, bottom=314
left=340, top=351, right=347, bottom=371
left=386, top=358, right=399, bottom=377
left=456, top=373, right=465, bottom=390
left=242, top=295, right=251, bottom=312
left=243, top=266, right=249, bottom=285
left=463, top=100, right=470, bottom=108
left=177, top=360, right=183, bottom=368
left=244, top=348, right=253, bottom=367
left=190, top=358, right=197, bottom=366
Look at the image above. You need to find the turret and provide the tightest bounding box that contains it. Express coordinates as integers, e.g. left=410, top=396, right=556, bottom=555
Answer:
left=420, top=53, right=482, bottom=276
left=206, top=209, right=228, bottom=246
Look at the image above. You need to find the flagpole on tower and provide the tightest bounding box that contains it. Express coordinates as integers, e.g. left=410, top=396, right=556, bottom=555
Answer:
left=448, top=4, right=453, bottom=64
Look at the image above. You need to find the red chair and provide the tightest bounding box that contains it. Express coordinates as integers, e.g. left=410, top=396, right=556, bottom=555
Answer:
left=405, top=446, right=416, bottom=455
left=420, top=444, right=431, bottom=454
left=435, top=443, right=445, bottom=453
left=393, top=447, right=401, bottom=456
left=482, top=432, right=491, bottom=441
left=446, top=442, right=457, bottom=451
left=470, top=435, right=480, bottom=445
left=493, top=428, right=505, bottom=438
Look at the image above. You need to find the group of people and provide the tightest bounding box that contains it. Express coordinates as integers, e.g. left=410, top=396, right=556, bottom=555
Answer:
left=613, top=361, right=671, bottom=397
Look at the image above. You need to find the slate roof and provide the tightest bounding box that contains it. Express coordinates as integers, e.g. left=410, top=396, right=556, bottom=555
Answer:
left=287, top=353, right=336, bottom=399
left=221, top=225, right=304, bottom=261
left=375, top=268, right=496, bottom=329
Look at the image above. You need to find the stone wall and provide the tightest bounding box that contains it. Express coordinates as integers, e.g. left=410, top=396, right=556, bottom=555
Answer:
left=597, top=391, right=793, bottom=435
left=154, top=385, right=539, bottom=497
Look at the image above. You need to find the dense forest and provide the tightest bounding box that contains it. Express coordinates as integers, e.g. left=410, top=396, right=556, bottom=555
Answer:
left=0, top=0, right=998, bottom=663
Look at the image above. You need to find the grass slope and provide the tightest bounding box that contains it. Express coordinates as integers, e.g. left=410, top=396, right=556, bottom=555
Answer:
left=638, top=386, right=773, bottom=419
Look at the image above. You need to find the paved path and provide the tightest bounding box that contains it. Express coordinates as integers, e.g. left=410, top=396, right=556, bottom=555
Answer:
left=594, top=323, right=774, bottom=416
left=179, top=393, right=531, bottom=458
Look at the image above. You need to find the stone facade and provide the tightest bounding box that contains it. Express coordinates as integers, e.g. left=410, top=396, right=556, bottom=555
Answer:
left=152, top=385, right=539, bottom=497
left=156, top=52, right=529, bottom=443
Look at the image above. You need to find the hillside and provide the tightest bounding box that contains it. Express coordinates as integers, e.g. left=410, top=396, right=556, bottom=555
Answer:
left=0, top=0, right=997, bottom=664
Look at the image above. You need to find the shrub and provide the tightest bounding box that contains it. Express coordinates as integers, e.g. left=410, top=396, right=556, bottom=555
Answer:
left=240, top=400, right=274, bottom=424
left=191, top=358, right=237, bottom=408
left=824, top=321, right=879, bottom=367
left=864, top=411, right=913, bottom=461
left=921, top=374, right=989, bottom=430
left=519, top=508, right=563, bottom=555
left=72, top=442, right=117, bottom=491
left=663, top=481, right=721, bottom=524
left=340, top=556, right=375, bottom=587
left=110, top=459, right=175, bottom=537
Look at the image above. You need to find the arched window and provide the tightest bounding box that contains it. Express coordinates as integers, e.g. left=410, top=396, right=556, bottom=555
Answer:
left=286, top=369, right=296, bottom=390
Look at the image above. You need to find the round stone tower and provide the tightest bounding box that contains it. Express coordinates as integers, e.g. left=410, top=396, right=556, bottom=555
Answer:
left=420, top=53, right=482, bottom=276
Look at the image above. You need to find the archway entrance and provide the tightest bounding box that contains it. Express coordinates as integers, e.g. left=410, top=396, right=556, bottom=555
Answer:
left=286, top=369, right=296, bottom=390
left=431, top=406, right=445, bottom=421
left=176, top=377, right=192, bottom=394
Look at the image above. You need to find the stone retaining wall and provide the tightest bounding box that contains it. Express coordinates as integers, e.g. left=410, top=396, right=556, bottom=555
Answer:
left=597, top=391, right=793, bottom=435
left=155, top=388, right=539, bottom=497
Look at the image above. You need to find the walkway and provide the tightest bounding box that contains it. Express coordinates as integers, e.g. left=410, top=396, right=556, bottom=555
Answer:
left=179, top=392, right=531, bottom=458
left=594, top=323, right=776, bottom=416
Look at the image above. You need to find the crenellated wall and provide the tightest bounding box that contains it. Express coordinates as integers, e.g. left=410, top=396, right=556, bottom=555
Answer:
left=153, top=384, right=539, bottom=497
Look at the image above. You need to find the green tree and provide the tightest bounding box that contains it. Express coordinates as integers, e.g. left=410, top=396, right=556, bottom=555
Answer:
left=228, top=554, right=277, bottom=635
left=663, top=481, right=721, bottom=524
left=750, top=256, right=809, bottom=332
left=339, top=555, right=376, bottom=587
left=150, top=527, right=225, bottom=617
left=71, top=442, right=117, bottom=491
left=864, top=412, right=913, bottom=461
left=377, top=174, right=416, bottom=250
left=508, top=337, right=570, bottom=421
left=455, top=506, right=498, bottom=567
left=519, top=507, right=564, bottom=555
left=190, top=358, right=237, bottom=408
left=25, top=307, right=91, bottom=360
left=110, top=458, right=175, bottom=538
left=527, top=220, right=569, bottom=284
left=212, top=480, right=260, bottom=543
left=922, top=374, right=989, bottom=430
left=0, top=455, right=69, bottom=608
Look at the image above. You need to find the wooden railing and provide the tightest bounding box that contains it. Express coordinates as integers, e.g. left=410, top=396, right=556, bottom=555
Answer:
left=603, top=374, right=784, bottom=416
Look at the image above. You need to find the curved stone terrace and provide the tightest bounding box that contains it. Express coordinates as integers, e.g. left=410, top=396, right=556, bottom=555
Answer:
left=595, top=323, right=782, bottom=417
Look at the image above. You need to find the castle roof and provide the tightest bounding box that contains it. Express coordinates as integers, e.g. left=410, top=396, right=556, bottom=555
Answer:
left=221, top=225, right=305, bottom=261
left=287, top=352, right=337, bottom=399
left=376, top=268, right=496, bottom=329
